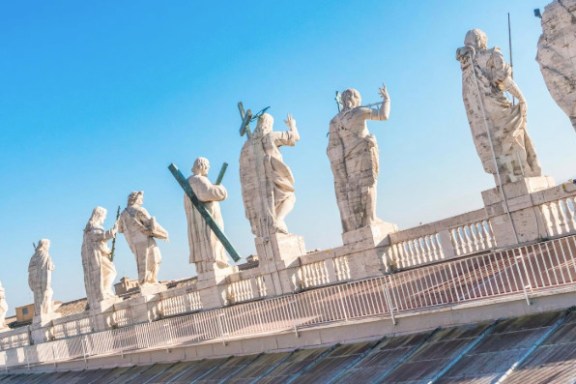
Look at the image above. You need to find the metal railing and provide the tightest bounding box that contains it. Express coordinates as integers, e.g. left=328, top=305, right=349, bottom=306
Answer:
left=2, top=234, right=576, bottom=370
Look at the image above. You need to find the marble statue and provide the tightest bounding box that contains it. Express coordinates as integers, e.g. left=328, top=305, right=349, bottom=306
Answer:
left=0, top=281, right=7, bottom=329
left=118, top=191, right=168, bottom=285
left=240, top=113, right=300, bottom=236
left=327, top=86, right=390, bottom=233
left=185, top=157, right=230, bottom=273
left=537, top=0, right=576, bottom=132
left=457, top=29, right=541, bottom=185
left=82, top=207, right=118, bottom=307
left=28, top=239, right=55, bottom=322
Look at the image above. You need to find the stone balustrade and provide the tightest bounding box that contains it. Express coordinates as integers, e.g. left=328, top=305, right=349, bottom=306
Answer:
left=383, top=209, right=494, bottom=271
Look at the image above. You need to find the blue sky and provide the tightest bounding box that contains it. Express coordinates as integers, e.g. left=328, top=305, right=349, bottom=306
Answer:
left=1, top=0, right=574, bottom=312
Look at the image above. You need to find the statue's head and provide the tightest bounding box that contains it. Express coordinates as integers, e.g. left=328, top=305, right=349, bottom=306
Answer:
left=341, top=88, right=361, bottom=110
left=255, top=113, right=274, bottom=136
left=464, top=29, right=487, bottom=50
left=127, top=191, right=144, bottom=206
left=192, top=157, right=210, bottom=176
left=89, top=206, right=107, bottom=226
left=37, top=239, right=50, bottom=251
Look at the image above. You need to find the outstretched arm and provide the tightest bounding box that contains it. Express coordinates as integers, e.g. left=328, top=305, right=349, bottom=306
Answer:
left=370, top=85, right=390, bottom=121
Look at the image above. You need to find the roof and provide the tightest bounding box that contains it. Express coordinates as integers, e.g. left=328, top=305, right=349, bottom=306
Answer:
left=2, top=309, right=576, bottom=383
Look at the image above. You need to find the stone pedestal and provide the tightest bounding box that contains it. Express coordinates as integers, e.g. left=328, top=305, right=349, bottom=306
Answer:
left=342, top=221, right=398, bottom=248
left=139, top=283, right=167, bottom=296
left=482, top=176, right=555, bottom=247
left=90, top=297, right=122, bottom=331
left=196, top=265, right=238, bottom=310
left=254, top=233, right=306, bottom=295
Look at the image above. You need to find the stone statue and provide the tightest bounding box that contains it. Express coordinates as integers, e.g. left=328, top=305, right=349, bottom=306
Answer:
left=82, top=207, right=118, bottom=307
left=240, top=113, right=300, bottom=236
left=537, top=0, right=576, bottom=131
left=456, top=29, right=541, bottom=185
left=118, top=191, right=168, bottom=285
left=185, top=157, right=230, bottom=273
left=327, top=86, right=390, bottom=233
left=0, top=281, right=7, bottom=329
left=28, top=239, right=55, bottom=322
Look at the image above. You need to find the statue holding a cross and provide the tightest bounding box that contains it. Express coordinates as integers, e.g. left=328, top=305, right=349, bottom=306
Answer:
left=184, top=157, right=231, bottom=273
left=239, top=109, right=300, bottom=237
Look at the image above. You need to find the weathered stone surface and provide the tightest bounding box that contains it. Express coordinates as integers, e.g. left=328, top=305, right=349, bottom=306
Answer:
left=328, top=86, right=391, bottom=233
left=82, top=207, right=119, bottom=311
left=28, top=239, right=59, bottom=325
left=185, top=157, right=231, bottom=274
left=240, top=113, right=300, bottom=237
left=457, top=29, right=541, bottom=186
left=118, top=191, right=168, bottom=285
left=537, top=0, right=576, bottom=131
left=0, top=281, right=7, bottom=329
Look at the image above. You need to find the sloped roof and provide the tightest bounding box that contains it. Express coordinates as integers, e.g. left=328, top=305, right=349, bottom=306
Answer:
left=2, top=310, right=576, bottom=383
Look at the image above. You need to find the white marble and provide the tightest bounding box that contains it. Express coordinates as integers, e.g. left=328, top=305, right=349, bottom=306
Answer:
left=0, top=281, right=7, bottom=329
left=185, top=157, right=231, bottom=273
left=537, top=0, right=576, bottom=131
left=240, top=113, right=300, bottom=236
left=28, top=239, right=56, bottom=324
left=118, top=191, right=168, bottom=285
left=457, top=29, right=541, bottom=185
left=82, top=207, right=118, bottom=310
left=327, top=86, right=390, bottom=233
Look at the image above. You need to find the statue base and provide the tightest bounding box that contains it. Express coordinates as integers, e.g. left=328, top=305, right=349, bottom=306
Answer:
left=255, top=233, right=306, bottom=269
left=195, top=264, right=238, bottom=309
left=342, top=221, right=398, bottom=248
left=139, top=282, right=167, bottom=296
left=255, top=233, right=306, bottom=296
left=482, top=176, right=556, bottom=247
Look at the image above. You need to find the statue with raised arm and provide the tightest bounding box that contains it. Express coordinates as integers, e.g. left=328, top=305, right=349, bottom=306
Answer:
left=185, top=157, right=230, bottom=273
left=537, top=0, right=576, bottom=132
left=0, top=281, right=7, bottom=329
left=240, top=113, right=300, bottom=236
left=118, top=191, right=168, bottom=285
left=456, top=29, right=541, bottom=185
left=82, top=207, right=118, bottom=307
left=28, top=239, right=55, bottom=322
left=328, top=85, right=390, bottom=233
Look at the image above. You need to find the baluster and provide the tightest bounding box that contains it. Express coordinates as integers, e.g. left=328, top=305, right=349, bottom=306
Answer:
left=559, top=199, right=574, bottom=234
left=469, top=223, right=480, bottom=251
left=474, top=222, right=486, bottom=250
left=564, top=198, right=576, bottom=233
left=451, top=228, right=462, bottom=255
left=540, top=203, right=554, bottom=236
left=550, top=201, right=563, bottom=235
left=430, top=234, right=440, bottom=260
left=456, top=227, right=466, bottom=254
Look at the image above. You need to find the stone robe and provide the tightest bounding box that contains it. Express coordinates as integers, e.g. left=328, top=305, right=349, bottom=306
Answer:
left=28, top=247, right=55, bottom=320
left=537, top=0, right=576, bottom=130
left=240, top=130, right=298, bottom=236
left=328, top=107, right=382, bottom=233
left=458, top=45, right=541, bottom=184
left=0, top=283, right=7, bottom=328
left=81, top=224, right=117, bottom=306
left=185, top=174, right=228, bottom=272
left=119, top=206, right=167, bottom=284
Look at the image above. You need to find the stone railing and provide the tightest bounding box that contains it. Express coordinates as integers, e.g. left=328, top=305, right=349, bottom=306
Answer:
left=0, top=328, right=29, bottom=351
left=535, top=184, right=576, bottom=238
left=291, top=249, right=352, bottom=290
left=224, top=269, right=267, bottom=305
left=383, top=209, right=494, bottom=271
left=3, top=234, right=576, bottom=371
left=52, top=314, right=92, bottom=340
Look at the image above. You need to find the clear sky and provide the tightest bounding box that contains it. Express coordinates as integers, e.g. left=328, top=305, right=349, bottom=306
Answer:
left=1, top=0, right=574, bottom=313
